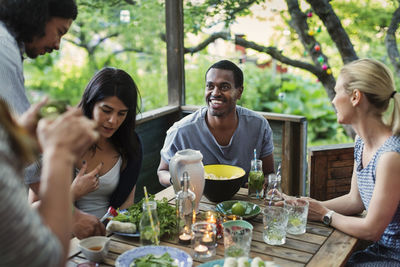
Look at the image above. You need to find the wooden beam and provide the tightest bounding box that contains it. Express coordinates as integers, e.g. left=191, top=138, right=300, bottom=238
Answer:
left=165, top=0, right=185, bottom=106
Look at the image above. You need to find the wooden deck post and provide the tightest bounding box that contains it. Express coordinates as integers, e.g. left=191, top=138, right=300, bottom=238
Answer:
left=165, top=0, right=185, bottom=106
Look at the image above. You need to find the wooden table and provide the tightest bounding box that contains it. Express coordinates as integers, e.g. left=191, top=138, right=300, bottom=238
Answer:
left=67, top=187, right=358, bottom=267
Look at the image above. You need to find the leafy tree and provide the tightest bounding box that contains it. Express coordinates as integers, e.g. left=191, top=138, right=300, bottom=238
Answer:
left=182, top=0, right=400, bottom=137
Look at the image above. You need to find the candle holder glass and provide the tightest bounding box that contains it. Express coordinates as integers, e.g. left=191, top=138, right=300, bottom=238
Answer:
left=191, top=222, right=216, bottom=259
left=196, top=210, right=223, bottom=239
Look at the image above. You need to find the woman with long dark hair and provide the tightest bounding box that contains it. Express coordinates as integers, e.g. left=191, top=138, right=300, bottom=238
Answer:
left=72, top=67, right=142, bottom=218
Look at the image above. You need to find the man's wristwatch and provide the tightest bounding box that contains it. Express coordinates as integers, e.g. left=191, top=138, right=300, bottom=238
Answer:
left=322, top=210, right=334, bottom=226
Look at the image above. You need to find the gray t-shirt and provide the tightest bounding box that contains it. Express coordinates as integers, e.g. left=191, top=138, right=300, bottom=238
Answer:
left=160, top=106, right=274, bottom=179
left=0, top=21, right=41, bottom=185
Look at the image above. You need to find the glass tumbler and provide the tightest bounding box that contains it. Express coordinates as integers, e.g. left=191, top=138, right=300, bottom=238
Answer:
left=262, top=206, right=289, bottom=245
left=284, top=198, right=309, bottom=235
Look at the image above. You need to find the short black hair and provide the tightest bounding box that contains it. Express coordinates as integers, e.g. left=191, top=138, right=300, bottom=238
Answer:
left=205, top=60, right=244, bottom=88
left=0, top=0, right=77, bottom=43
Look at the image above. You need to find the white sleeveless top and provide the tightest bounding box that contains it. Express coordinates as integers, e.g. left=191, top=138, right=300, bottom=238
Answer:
left=75, top=157, right=122, bottom=218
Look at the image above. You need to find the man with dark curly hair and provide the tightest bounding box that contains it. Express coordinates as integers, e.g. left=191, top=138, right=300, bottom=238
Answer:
left=0, top=0, right=106, bottom=240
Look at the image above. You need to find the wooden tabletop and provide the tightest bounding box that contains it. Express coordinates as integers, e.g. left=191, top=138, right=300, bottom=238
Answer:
left=67, top=187, right=358, bottom=267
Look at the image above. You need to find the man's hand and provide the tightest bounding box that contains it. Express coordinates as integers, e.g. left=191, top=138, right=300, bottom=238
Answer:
left=73, top=209, right=106, bottom=239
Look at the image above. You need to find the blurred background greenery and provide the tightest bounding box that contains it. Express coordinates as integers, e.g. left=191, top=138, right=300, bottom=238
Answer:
left=24, top=0, right=400, bottom=146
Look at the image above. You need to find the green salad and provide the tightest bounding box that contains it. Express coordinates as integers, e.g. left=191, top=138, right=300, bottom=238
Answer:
left=130, top=253, right=177, bottom=267
left=113, top=195, right=178, bottom=237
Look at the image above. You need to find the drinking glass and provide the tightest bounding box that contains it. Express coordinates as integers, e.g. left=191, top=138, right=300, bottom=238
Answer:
left=139, top=201, right=160, bottom=245
left=284, top=198, right=309, bottom=235
left=248, top=159, right=264, bottom=199
left=262, top=206, right=288, bottom=245
left=223, top=220, right=253, bottom=258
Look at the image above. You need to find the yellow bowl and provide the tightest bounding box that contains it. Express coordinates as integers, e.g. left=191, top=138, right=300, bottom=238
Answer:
left=203, top=164, right=245, bottom=202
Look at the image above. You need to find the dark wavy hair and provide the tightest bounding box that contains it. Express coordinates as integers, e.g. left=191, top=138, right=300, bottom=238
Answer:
left=205, top=60, right=244, bottom=88
left=0, top=0, right=77, bottom=43
left=78, top=67, right=140, bottom=161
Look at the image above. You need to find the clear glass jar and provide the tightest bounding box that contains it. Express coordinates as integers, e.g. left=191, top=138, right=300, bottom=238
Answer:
left=176, top=172, right=195, bottom=244
left=248, top=159, right=264, bottom=199
left=139, top=200, right=160, bottom=245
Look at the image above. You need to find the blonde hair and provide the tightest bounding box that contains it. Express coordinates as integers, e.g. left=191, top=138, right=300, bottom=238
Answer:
left=0, top=99, right=36, bottom=169
left=340, top=58, right=400, bottom=135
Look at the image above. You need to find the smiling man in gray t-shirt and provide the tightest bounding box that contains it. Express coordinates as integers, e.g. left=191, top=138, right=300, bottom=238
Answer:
left=158, top=60, right=274, bottom=187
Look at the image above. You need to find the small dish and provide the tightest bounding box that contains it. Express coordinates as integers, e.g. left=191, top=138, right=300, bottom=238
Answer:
left=78, top=236, right=110, bottom=263
left=216, top=200, right=261, bottom=220
left=115, top=246, right=193, bottom=267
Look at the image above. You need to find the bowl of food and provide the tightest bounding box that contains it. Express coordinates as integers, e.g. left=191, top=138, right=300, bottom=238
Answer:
left=78, top=236, right=110, bottom=263
left=203, top=164, right=245, bottom=202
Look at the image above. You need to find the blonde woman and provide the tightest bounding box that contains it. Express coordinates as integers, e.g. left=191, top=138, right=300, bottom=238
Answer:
left=0, top=99, right=98, bottom=266
left=306, top=59, right=400, bottom=265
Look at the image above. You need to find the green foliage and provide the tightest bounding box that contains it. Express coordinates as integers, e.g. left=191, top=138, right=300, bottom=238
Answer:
left=25, top=0, right=394, bottom=147
left=113, top=195, right=178, bottom=238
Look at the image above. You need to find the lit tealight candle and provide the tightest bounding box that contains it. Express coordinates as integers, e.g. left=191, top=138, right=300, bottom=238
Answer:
left=208, top=214, right=216, bottom=224
left=194, top=244, right=208, bottom=253
left=178, top=232, right=192, bottom=245
left=202, top=232, right=213, bottom=243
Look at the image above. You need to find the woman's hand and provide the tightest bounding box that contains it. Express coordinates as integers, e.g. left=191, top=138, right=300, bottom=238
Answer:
left=18, top=97, right=48, bottom=139
left=71, top=162, right=103, bottom=200
left=37, top=108, right=99, bottom=161
left=301, top=197, right=329, bottom=222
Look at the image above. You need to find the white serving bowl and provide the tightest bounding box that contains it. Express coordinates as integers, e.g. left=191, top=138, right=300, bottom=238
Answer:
left=78, top=236, right=110, bottom=263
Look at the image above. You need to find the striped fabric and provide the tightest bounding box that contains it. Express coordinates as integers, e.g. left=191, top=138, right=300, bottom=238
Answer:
left=0, top=22, right=30, bottom=115
left=0, top=126, right=62, bottom=267
left=0, top=21, right=41, bottom=185
left=354, top=135, right=400, bottom=260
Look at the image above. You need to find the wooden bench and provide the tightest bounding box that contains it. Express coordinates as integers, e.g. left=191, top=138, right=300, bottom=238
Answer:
left=308, top=143, right=354, bottom=201
left=134, top=105, right=307, bottom=202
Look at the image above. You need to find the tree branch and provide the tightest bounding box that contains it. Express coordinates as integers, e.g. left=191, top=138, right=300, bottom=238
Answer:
left=184, top=32, right=231, bottom=54
left=385, top=4, right=400, bottom=76
left=306, top=0, right=358, bottom=64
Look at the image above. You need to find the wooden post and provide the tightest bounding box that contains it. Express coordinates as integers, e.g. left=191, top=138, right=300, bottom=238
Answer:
left=165, top=0, right=185, bottom=106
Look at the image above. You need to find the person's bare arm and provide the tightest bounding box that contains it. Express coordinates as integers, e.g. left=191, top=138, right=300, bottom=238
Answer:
left=157, top=158, right=171, bottom=187
left=261, top=154, right=274, bottom=186
left=322, top=160, right=365, bottom=215
left=36, top=108, right=99, bottom=262
left=28, top=184, right=40, bottom=203
left=306, top=154, right=400, bottom=241
left=120, top=185, right=136, bottom=210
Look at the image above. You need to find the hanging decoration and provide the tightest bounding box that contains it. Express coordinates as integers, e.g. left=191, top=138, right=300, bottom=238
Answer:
left=317, top=55, right=324, bottom=63
left=322, top=64, right=328, bottom=70
left=307, top=11, right=313, bottom=18
left=308, top=30, right=315, bottom=36
left=326, top=68, right=332, bottom=75
left=314, top=44, right=321, bottom=52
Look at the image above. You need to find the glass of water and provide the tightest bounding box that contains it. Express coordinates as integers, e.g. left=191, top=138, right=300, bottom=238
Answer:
left=262, top=206, right=289, bottom=245
left=284, top=198, right=309, bottom=235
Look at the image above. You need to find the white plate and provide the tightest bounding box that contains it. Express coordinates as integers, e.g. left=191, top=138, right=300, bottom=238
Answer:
left=115, top=245, right=193, bottom=267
